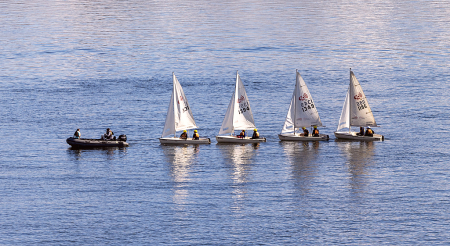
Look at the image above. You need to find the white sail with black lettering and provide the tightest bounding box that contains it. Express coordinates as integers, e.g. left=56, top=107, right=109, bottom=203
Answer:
left=161, top=73, right=197, bottom=137
left=348, top=70, right=377, bottom=127
left=281, top=70, right=322, bottom=133
left=219, top=72, right=256, bottom=135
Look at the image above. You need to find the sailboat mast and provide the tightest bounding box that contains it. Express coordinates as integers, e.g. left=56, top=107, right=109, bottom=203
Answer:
left=294, top=70, right=298, bottom=135
left=348, top=68, right=351, bottom=133
left=173, top=72, right=178, bottom=137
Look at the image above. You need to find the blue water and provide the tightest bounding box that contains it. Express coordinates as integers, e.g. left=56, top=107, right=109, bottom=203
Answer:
left=1, top=0, right=450, bottom=244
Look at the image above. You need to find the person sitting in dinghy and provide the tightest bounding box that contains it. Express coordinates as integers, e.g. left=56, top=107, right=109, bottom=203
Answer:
left=180, top=130, right=188, bottom=139
left=312, top=126, right=320, bottom=137
left=102, top=128, right=114, bottom=140
left=301, top=127, right=309, bottom=137
left=357, top=127, right=365, bottom=136
left=365, top=126, right=374, bottom=137
left=238, top=130, right=246, bottom=138
left=193, top=130, right=199, bottom=140
left=251, top=129, right=260, bottom=139
left=73, top=129, right=81, bottom=139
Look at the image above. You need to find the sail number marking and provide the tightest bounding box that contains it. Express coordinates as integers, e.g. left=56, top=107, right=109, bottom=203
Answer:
left=356, top=100, right=367, bottom=111
left=238, top=102, right=250, bottom=114
left=300, top=100, right=315, bottom=112
left=182, top=105, right=190, bottom=113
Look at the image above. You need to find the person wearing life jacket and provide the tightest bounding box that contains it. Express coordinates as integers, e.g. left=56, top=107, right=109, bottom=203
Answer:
left=312, top=126, right=320, bottom=137
left=73, top=129, right=81, bottom=139
left=239, top=130, right=246, bottom=138
left=180, top=130, right=188, bottom=139
left=193, top=130, right=199, bottom=140
left=251, top=129, right=260, bottom=139
left=365, top=126, right=374, bottom=137
left=102, top=128, right=114, bottom=140
left=358, top=127, right=364, bottom=136
left=301, top=127, right=309, bottom=137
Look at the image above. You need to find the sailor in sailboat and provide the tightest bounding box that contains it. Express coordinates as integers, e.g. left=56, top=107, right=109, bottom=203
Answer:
left=301, top=127, right=309, bottom=136
left=365, top=126, right=374, bottom=137
left=334, top=69, right=384, bottom=141
left=251, top=129, right=259, bottom=139
left=312, top=126, right=320, bottom=137
left=216, top=71, right=266, bottom=143
left=180, top=130, right=188, bottom=139
left=159, top=73, right=211, bottom=145
left=193, top=130, right=199, bottom=140
left=278, top=70, right=329, bottom=141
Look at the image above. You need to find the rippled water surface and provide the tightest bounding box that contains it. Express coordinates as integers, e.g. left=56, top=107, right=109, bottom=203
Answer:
left=1, top=0, right=450, bottom=245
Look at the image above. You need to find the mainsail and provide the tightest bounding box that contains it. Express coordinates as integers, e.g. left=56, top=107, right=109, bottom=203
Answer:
left=281, top=70, right=323, bottom=134
left=161, top=73, right=197, bottom=137
left=336, top=70, right=377, bottom=132
left=219, top=72, right=256, bottom=135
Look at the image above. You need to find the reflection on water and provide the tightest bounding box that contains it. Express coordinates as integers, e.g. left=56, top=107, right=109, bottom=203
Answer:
left=281, top=141, right=320, bottom=196
left=162, top=145, right=199, bottom=205
left=218, top=144, right=259, bottom=210
left=337, top=141, right=376, bottom=194
left=66, top=147, right=127, bottom=161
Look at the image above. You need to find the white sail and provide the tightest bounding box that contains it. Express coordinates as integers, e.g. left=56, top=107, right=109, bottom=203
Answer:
left=281, top=71, right=322, bottom=134
left=219, top=72, right=256, bottom=135
left=349, top=71, right=377, bottom=127
left=281, top=92, right=295, bottom=133
left=336, top=87, right=350, bottom=132
left=161, top=73, right=197, bottom=137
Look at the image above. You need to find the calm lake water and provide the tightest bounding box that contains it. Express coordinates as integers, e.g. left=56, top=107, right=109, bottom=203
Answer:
left=1, top=0, right=450, bottom=244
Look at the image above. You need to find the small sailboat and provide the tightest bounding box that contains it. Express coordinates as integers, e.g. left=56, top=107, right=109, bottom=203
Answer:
left=159, top=73, right=211, bottom=145
left=278, top=70, right=329, bottom=141
left=216, top=71, right=266, bottom=143
left=334, top=69, right=384, bottom=141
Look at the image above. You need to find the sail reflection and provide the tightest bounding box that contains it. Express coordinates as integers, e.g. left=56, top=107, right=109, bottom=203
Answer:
left=337, top=141, right=376, bottom=194
left=163, top=145, right=199, bottom=205
left=281, top=141, right=320, bottom=196
left=218, top=143, right=259, bottom=209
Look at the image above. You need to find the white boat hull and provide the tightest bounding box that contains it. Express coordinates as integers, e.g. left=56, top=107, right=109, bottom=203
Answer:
left=216, top=135, right=266, bottom=143
left=159, top=137, right=211, bottom=145
left=334, top=131, right=384, bottom=141
left=278, top=133, right=329, bottom=141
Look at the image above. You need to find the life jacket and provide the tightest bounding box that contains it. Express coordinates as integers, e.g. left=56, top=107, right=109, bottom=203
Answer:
left=313, top=129, right=319, bottom=135
left=193, top=133, right=199, bottom=139
left=252, top=132, right=259, bottom=138
left=74, top=131, right=80, bottom=138
left=180, top=132, right=187, bottom=139
left=240, top=131, right=245, bottom=138
left=366, top=129, right=373, bottom=136
left=303, top=129, right=309, bottom=136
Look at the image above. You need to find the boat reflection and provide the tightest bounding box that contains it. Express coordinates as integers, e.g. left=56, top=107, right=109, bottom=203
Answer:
left=67, top=146, right=127, bottom=161
left=337, top=140, right=376, bottom=194
left=218, top=143, right=259, bottom=210
left=281, top=141, right=320, bottom=196
left=162, top=145, right=200, bottom=205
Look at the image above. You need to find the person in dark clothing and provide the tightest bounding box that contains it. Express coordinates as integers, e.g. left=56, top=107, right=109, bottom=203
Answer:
left=365, top=126, right=374, bottom=137
left=73, top=129, right=81, bottom=139
left=312, top=126, right=320, bottom=137
left=251, top=129, right=259, bottom=139
left=358, top=127, right=364, bottom=136
left=180, top=130, right=188, bottom=139
left=301, top=127, right=309, bottom=137
left=193, top=130, right=199, bottom=140
left=102, top=128, right=114, bottom=140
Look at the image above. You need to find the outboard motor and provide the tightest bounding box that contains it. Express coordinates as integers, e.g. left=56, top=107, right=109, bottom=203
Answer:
left=118, top=134, right=127, bottom=142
